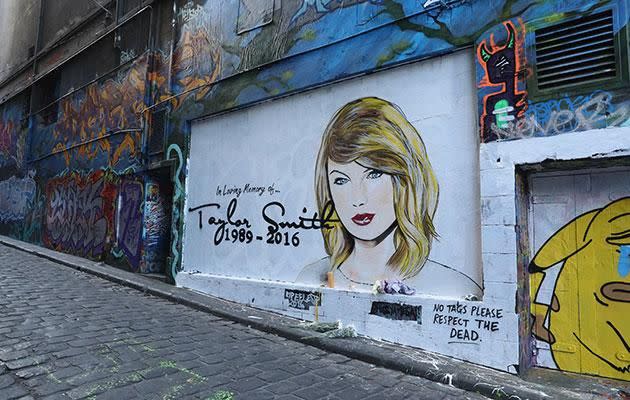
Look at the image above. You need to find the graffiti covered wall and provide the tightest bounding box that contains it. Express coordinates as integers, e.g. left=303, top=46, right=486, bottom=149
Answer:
left=0, top=54, right=153, bottom=269
left=476, top=4, right=630, bottom=143
left=44, top=170, right=117, bottom=259
left=143, top=176, right=172, bottom=274
left=0, top=171, right=36, bottom=223
left=0, top=95, right=28, bottom=169
left=31, top=56, right=148, bottom=175
left=114, top=177, right=144, bottom=270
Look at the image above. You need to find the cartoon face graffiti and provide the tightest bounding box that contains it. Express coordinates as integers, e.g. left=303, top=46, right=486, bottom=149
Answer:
left=327, top=159, right=396, bottom=241
left=530, top=197, right=630, bottom=380
left=478, top=24, right=516, bottom=85
left=477, top=21, right=527, bottom=142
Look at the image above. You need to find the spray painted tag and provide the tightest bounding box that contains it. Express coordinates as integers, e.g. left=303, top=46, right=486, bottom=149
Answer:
left=619, top=245, right=630, bottom=278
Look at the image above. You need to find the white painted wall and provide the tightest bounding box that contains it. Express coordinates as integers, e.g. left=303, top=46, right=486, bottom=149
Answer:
left=180, top=49, right=524, bottom=372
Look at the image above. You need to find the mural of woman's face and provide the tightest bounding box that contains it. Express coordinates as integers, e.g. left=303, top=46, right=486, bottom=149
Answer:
left=328, top=159, right=396, bottom=242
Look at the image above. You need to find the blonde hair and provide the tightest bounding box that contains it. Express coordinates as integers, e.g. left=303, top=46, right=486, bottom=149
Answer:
left=315, top=97, right=439, bottom=279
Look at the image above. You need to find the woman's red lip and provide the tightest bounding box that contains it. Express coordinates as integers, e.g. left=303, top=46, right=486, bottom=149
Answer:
left=352, top=213, right=375, bottom=226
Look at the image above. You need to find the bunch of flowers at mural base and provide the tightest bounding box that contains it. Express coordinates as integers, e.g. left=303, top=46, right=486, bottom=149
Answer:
left=372, top=280, right=416, bottom=295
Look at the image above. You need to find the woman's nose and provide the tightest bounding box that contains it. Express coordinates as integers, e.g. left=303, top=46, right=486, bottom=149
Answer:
left=352, top=183, right=367, bottom=207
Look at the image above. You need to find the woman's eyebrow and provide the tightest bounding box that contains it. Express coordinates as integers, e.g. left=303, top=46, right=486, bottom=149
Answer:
left=329, top=169, right=350, bottom=178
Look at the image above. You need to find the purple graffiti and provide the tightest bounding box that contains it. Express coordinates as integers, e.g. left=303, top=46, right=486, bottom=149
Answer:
left=45, top=178, right=109, bottom=257
left=117, top=179, right=144, bottom=270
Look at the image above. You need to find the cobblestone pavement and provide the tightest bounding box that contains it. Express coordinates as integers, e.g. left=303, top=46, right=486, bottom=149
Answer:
left=0, top=244, right=486, bottom=400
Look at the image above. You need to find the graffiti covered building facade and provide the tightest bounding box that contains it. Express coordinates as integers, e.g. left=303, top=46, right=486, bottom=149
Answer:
left=0, top=0, right=628, bottom=382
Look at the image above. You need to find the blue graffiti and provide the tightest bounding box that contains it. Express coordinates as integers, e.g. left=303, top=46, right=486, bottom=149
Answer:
left=619, top=245, right=630, bottom=278
left=0, top=171, right=36, bottom=222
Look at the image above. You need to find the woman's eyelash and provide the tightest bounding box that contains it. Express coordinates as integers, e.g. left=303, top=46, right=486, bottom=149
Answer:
left=366, top=170, right=384, bottom=179
left=333, top=177, right=349, bottom=185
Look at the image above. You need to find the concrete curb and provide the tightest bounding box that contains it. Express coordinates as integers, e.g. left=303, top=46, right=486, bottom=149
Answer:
left=1, top=236, right=626, bottom=400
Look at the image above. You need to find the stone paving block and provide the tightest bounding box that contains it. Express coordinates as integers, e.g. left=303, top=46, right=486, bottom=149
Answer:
left=335, top=386, right=374, bottom=400
left=232, top=366, right=263, bottom=379
left=226, top=376, right=268, bottom=393
left=323, top=376, right=362, bottom=393
left=5, top=355, right=48, bottom=370
left=0, top=350, right=31, bottom=362
left=204, top=372, right=235, bottom=389
left=261, top=380, right=303, bottom=395
left=278, top=362, right=314, bottom=375
left=133, top=371, right=195, bottom=396
left=65, top=368, right=114, bottom=386
left=0, top=384, right=29, bottom=400
left=312, top=365, right=345, bottom=379
left=241, top=388, right=276, bottom=400
left=289, top=372, right=327, bottom=387
left=48, top=366, right=83, bottom=380
left=32, top=343, right=67, bottom=356
left=294, top=384, right=345, bottom=400
left=51, top=348, right=85, bottom=360
left=13, top=366, right=48, bottom=380
left=87, top=384, right=139, bottom=400
left=30, top=381, right=73, bottom=397
left=257, top=368, right=293, bottom=382
left=0, top=374, right=15, bottom=389
left=138, top=365, right=180, bottom=380
left=115, top=360, right=150, bottom=374
left=38, top=391, right=73, bottom=400
left=190, top=360, right=229, bottom=375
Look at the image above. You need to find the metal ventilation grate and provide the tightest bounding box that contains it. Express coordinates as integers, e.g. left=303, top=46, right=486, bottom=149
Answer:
left=535, top=10, right=616, bottom=90
left=149, top=109, right=167, bottom=155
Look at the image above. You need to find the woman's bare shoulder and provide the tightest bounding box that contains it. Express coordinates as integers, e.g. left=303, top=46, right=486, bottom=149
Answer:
left=295, top=257, right=331, bottom=285
left=405, top=259, right=482, bottom=297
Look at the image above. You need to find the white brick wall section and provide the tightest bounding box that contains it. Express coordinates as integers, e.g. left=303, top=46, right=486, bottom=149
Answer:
left=483, top=281, right=517, bottom=311
left=482, top=252, right=517, bottom=284
left=481, top=225, right=516, bottom=255
left=480, top=167, right=515, bottom=197
left=481, top=195, right=516, bottom=226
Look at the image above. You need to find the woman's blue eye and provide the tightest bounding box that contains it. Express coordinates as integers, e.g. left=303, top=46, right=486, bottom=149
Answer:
left=366, top=170, right=384, bottom=179
left=333, top=177, right=349, bottom=185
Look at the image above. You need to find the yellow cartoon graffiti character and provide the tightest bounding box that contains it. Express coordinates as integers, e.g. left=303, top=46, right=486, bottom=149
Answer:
left=530, top=197, right=630, bottom=381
